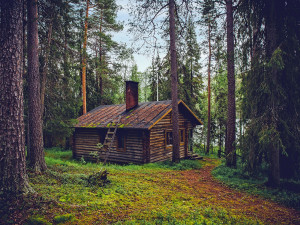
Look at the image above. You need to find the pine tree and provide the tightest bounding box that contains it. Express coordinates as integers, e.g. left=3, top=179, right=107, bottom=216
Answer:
left=27, top=0, right=47, bottom=172
left=39, top=0, right=82, bottom=147
left=239, top=0, right=300, bottom=184
left=0, top=0, right=32, bottom=195
left=225, top=0, right=236, bottom=168
left=179, top=18, right=203, bottom=116
left=169, top=0, right=180, bottom=163
left=149, top=55, right=163, bottom=101
left=200, top=0, right=217, bottom=155
left=213, top=35, right=227, bottom=158
left=82, top=0, right=90, bottom=115
left=90, top=0, right=123, bottom=105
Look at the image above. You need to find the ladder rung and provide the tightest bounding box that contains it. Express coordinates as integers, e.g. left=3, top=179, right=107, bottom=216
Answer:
left=102, top=115, right=122, bottom=165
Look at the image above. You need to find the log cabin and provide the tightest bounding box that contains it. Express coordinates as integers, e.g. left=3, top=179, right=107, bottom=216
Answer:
left=72, top=81, right=203, bottom=164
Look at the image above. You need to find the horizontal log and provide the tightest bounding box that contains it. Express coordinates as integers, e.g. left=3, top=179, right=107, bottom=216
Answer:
left=75, top=152, right=143, bottom=159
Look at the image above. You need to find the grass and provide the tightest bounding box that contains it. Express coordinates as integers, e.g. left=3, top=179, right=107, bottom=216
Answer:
left=212, top=160, right=300, bottom=210
left=4, top=147, right=298, bottom=224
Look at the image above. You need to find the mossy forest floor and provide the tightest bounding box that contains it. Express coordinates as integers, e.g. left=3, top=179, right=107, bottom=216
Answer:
left=1, top=148, right=299, bottom=224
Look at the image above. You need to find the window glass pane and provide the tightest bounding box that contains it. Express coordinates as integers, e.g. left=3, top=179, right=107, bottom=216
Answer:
left=180, top=130, right=184, bottom=143
left=118, top=134, right=125, bottom=148
left=167, top=132, right=173, bottom=145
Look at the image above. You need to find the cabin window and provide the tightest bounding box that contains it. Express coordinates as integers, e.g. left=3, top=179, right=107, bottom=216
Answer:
left=166, top=131, right=173, bottom=146
left=99, top=131, right=105, bottom=144
left=117, top=133, right=126, bottom=151
left=165, top=130, right=185, bottom=147
left=188, top=129, right=193, bottom=152
left=180, top=129, right=185, bottom=145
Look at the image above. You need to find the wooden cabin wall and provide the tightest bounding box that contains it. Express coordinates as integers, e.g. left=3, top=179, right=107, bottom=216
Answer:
left=102, top=129, right=144, bottom=164
left=73, top=128, right=144, bottom=164
left=149, top=111, right=194, bottom=163
left=73, top=128, right=103, bottom=161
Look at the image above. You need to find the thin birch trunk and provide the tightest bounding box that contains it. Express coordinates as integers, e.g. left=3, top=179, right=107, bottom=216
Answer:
left=82, top=0, right=89, bottom=114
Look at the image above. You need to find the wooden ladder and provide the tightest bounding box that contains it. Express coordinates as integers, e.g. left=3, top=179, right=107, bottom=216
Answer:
left=101, top=116, right=122, bottom=165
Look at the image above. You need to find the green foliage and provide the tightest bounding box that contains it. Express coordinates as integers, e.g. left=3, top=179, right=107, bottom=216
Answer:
left=268, top=48, right=285, bottom=71
left=194, top=147, right=221, bottom=159
left=53, top=214, right=75, bottom=224
left=213, top=164, right=300, bottom=209
left=147, top=160, right=202, bottom=171
left=238, top=0, right=300, bottom=181
left=114, top=207, right=261, bottom=225
left=80, top=156, right=87, bottom=165
left=96, top=143, right=104, bottom=149
left=22, top=149, right=300, bottom=224
left=178, top=18, right=204, bottom=118
left=87, top=169, right=110, bottom=187
left=25, top=215, right=52, bottom=225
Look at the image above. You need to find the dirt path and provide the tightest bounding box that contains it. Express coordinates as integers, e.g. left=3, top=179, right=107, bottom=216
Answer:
left=180, top=158, right=300, bottom=224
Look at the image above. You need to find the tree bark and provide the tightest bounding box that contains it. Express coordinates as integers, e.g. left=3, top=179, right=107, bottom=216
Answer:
left=206, top=21, right=212, bottom=155
left=265, top=0, right=282, bottom=186
left=82, top=0, right=89, bottom=114
left=95, top=8, right=104, bottom=104
left=0, top=0, right=32, bottom=194
left=225, top=0, right=236, bottom=168
left=41, top=19, right=53, bottom=117
left=218, top=123, right=222, bottom=158
left=169, top=0, right=180, bottom=163
left=99, top=8, right=103, bottom=101
left=27, top=0, right=47, bottom=172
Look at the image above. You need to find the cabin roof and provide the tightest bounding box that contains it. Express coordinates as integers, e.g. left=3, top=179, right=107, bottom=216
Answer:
left=75, top=100, right=203, bottom=130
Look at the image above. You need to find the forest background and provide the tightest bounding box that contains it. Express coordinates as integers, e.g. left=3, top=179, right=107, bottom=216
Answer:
left=0, top=0, right=300, bottom=195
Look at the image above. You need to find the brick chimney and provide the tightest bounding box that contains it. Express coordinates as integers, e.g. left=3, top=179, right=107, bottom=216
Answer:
left=126, top=81, right=139, bottom=111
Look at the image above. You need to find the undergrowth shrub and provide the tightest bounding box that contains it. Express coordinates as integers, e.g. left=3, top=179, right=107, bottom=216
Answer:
left=87, top=169, right=110, bottom=186
left=25, top=215, right=51, bottom=225
left=46, top=170, right=88, bottom=185
left=53, top=214, right=75, bottom=224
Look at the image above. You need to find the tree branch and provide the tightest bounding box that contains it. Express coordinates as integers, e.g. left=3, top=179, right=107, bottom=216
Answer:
left=149, top=3, right=169, bottom=25
left=233, top=0, right=244, bottom=11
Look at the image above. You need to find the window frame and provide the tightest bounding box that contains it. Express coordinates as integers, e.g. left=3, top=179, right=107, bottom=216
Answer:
left=165, top=129, right=185, bottom=148
left=165, top=130, right=173, bottom=148
left=117, top=132, right=126, bottom=152
left=180, top=129, right=185, bottom=146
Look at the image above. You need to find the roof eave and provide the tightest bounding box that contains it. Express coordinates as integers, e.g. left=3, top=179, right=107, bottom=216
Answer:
left=179, top=100, right=203, bottom=125
left=147, top=100, right=203, bottom=130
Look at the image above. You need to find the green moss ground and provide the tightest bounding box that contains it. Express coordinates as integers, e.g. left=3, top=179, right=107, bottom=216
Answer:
left=2, top=148, right=299, bottom=224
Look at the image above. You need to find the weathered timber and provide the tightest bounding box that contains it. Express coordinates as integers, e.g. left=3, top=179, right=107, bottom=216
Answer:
left=72, top=100, right=202, bottom=164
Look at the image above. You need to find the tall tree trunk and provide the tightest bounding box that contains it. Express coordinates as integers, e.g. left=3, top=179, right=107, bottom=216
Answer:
left=99, top=8, right=103, bottom=103
left=41, top=19, right=53, bottom=117
left=82, top=0, right=89, bottom=114
left=225, top=0, right=236, bottom=168
left=206, top=21, right=212, bottom=155
left=0, top=0, right=32, bottom=194
left=218, top=123, right=222, bottom=158
left=27, top=0, right=47, bottom=172
left=265, top=0, right=282, bottom=186
left=169, top=0, right=180, bottom=163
